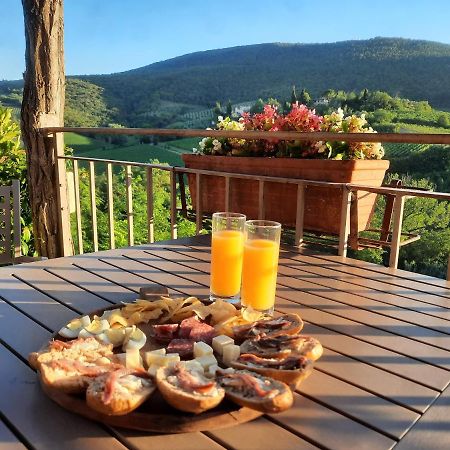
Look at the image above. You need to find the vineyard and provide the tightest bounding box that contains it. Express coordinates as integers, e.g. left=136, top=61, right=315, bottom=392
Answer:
left=383, top=142, right=431, bottom=158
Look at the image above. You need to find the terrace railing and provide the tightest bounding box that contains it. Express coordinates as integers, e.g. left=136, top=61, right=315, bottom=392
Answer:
left=40, top=127, right=450, bottom=280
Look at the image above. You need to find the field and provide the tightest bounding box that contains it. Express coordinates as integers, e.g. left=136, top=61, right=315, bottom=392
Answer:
left=65, top=132, right=194, bottom=166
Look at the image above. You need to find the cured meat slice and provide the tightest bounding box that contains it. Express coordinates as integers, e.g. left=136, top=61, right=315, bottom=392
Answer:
left=188, top=322, right=216, bottom=345
left=178, top=316, right=200, bottom=339
left=153, top=323, right=179, bottom=342
left=167, top=339, right=195, bottom=358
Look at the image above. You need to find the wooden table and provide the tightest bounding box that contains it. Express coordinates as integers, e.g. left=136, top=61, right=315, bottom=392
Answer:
left=1, top=235, right=450, bottom=450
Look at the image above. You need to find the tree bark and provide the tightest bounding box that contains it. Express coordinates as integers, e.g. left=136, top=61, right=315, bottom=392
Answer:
left=21, top=0, right=71, bottom=257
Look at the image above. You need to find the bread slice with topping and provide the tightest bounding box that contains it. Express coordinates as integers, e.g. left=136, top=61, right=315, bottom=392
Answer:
left=40, top=358, right=122, bottom=394
left=240, top=334, right=323, bottom=361
left=230, top=353, right=313, bottom=389
left=216, top=369, right=293, bottom=413
left=156, top=363, right=225, bottom=414
left=86, top=368, right=155, bottom=415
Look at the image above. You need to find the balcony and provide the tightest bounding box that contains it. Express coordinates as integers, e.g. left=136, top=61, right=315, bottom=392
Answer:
left=33, top=125, right=450, bottom=281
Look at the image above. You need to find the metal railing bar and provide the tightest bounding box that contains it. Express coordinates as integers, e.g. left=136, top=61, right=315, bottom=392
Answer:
left=170, top=169, right=177, bottom=239
left=389, top=195, right=406, bottom=269
left=88, top=161, right=99, bottom=252
left=258, top=180, right=265, bottom=220
left=106, top=163, right=115, bottom=249
left=57, top=155, right=171, bottom=170
left=125, top=165, right=134, bottom=246
left=40, top=127, right=450, bottom=145
left=146, top=167, right=154, bottom=244
left=295, top=183, right=305, bottom=247
left=195, top=173, right=202, bottom=233
left=58, top=155, right=450, bottom=201
left=225, top=176, right=231, bottom=212
left=338, top=187, right=352, bottom=257
left=73, top=160, right=83, bottom=254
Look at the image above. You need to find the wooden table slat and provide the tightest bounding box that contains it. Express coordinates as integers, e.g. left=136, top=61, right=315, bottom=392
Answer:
left=0, top=419, right=27, bottom=450
left=1, top=234, right=449, bottom=449
left=0, top=344, right=128, bottom=450
left=393, top=385, right=450, bottom=450
left=282, top=250, right=450, bottom=303
left=139, top=245, right=450, bottom=372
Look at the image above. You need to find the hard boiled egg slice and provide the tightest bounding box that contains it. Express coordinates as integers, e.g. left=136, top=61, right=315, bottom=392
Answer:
left=58, top=318, right=84, bottom=338
left=78, top=328, right=94, bottom=339
left=105, top=328, right=127, bottom=347
left=84, top=319, right=110, bottom=335
left=123, top=327, right=147, bottom=350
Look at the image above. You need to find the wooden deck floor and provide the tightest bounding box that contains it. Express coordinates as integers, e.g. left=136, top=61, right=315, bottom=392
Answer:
left=0, top=234, right=449, bottom=450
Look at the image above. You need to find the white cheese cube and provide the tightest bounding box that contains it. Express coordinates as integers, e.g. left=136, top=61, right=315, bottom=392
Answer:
left=180, top=360, right=204, bottom=373
left=212, top=335, right=234, bottom=355
left=148, top=364, right=160, bottom=377
left=194, top=341, right=213, bottom=358
left=195, top=354, right=217, bottom=370
left=223, top=344, right=240, bottom=365
left=144, top=348, right=167, bottom=367
left=206, top=364, right=219, bottom=378
left=126, top=348, right=143, bottom=369
left=163, top=353, right=181, bottom=367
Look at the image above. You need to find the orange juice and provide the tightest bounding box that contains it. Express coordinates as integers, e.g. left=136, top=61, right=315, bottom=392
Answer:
left=241, top=239, right=279, bottom=311
left=210, top=229, right=244, bottom=297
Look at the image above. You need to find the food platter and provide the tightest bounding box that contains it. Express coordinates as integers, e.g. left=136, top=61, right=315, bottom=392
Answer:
left=30, top=288, right=320, bottom=433
left=40, top=373, right=262, bottom=432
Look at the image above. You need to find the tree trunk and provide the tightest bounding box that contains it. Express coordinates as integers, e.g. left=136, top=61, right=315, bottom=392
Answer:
left=21, top=0, right=72, bottom=257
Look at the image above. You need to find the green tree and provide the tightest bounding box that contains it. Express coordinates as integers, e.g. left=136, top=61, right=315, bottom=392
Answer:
left=0, top=107, right=34, bottom=255
left=299, top=88, right=311, bottom=106
left=290, top=85, right=298, bottom=105
left=226, top=100, right=232, bottom=117
left=250, top=98, right=265, bottom=114
left=437, top=114, right=450, bottom=128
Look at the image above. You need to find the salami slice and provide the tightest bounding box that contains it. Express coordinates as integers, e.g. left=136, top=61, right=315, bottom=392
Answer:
left=153, top=323, right=179, bottom=343
left=178, top=316, right=200, bottom=339
left=167, top=339, right=195, bottom=358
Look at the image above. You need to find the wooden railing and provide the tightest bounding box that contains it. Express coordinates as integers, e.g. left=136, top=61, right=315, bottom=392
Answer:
left=40, top=127, right=450, bottom=279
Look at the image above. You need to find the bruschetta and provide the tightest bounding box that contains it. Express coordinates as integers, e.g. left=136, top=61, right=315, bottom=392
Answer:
left=156, top=363, right=225, bottom=414
left=216, top=369, right=293, bottom=413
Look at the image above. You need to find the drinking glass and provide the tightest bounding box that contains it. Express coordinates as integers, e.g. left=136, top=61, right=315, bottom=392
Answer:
left=210, top=212, right=246, bottom=304
left=241, top=220, right=281, bottom=316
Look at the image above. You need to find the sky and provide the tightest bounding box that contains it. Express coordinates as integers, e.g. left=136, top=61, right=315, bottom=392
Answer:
left=1, top=0, right=450, bottom=80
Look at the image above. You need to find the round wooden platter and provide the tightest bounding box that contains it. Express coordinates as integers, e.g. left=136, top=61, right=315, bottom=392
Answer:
left=38, top=290, right=264, bottom=433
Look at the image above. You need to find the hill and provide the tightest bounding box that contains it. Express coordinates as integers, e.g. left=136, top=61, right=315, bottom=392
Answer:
left=2, top=37, right=450, bottom=127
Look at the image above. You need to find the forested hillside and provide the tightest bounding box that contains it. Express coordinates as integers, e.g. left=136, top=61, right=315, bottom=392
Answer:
left=1, top=37, right=450, bottom=127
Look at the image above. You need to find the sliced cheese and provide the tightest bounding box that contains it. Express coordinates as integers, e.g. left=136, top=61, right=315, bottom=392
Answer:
left=195, top=354, right=217, bottom=370
left=144, top=349, right=167, bottom=367
left=223, top=344, right=240, bottom=365
left=126, top=348, right=143, bottom=369
left=148, top=364, right=160, bottom=377
left=212, top=335, right=234, bottom=355
left=193, top=341, right=213, bottom=358
left=180, top=360, right=204, bottom=373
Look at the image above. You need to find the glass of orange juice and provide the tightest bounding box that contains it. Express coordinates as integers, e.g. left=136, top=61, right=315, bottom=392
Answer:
left=241, top=220, right=281, bottom=316
left=210, top=212, right=246, bottom=304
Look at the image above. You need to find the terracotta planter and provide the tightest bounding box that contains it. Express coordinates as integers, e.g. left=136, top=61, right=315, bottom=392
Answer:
left=182, top=154, right=389, bottom=235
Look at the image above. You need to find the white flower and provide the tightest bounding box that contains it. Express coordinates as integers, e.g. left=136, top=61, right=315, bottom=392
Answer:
left=217, top=116, right=224, bottom=122
left=192, top=147, right=198, bottom=154
left=212, top=139, right=220, bottom=146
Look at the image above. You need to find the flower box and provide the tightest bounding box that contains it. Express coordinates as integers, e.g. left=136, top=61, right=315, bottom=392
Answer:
left=182, top=154, right=389, bottom=235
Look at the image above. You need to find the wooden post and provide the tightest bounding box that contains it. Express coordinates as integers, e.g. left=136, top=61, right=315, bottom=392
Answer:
left=338, top=187, right=352, bottom=257
left=21, top=0, right=72, bottom=257
left=447, top=255, right=450, bottom=281
left=389, top=194, right=405, bottom=269
left=294, top=183, right=305, bottom=248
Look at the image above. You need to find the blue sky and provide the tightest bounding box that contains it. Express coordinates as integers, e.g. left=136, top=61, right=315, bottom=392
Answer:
left=1, top=0, right=450, bottom=80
